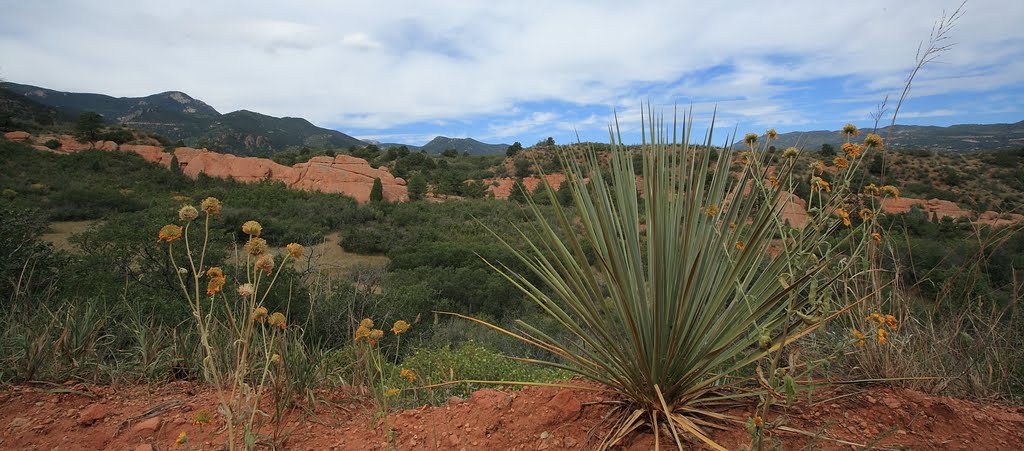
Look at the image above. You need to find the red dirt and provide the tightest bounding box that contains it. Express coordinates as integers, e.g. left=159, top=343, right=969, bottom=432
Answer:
left=1, top=381, right=1022, bottom=450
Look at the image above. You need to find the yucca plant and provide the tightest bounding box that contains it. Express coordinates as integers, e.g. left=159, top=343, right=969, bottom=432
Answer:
left=459, top=108, right=868, bottom=449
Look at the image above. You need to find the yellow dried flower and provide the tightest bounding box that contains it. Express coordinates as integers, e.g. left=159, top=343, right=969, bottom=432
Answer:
left=200, top=197, right=222, bottom=216
left=841, top=123, right=860, bottom=138
left=271, top=353, right=282, bottom=364
left=286, top=242, right=305, bottom=259
left=253, top=306, right=268, bottom=323
left=753, top=416, right=763, bottom=427
left=767, top=175, right=779, bottom=187
left=255, top=253, right=274, bottom=275
left=369, top=329, right=384, bottom=345
left=706, top=204, right=719, bottom=217
left=863, top=183, right=881, bottom=196
left=400, top=368, right=416, bottom=382
left=758, top=334, right=771, bottom=350
left=833, top=156, right=849, bottom=169
left=178, top=205, right=199, bottom=222
left=174, top=431, right=187, bottom=448
left=241, top=220, right=262, bottom=237
left=810, top=177, right=831, bottom=193
left=859, top=208, right=873, bottom=221
left=268, top=312, right=287, bottom=330
left=877, top=328, right=888, bottom=345
left=863, top=133, right=883, bottom=149
left=809, top=161, right=824, bottom=175
left=158, top=224, right=183, bottom=242
left=871, top=232, right=881, bottom=243
left=885, top=314, right=898, bottom=330
left=193, top=409, right=211, bottom=427
left=244, top=237, right=268, bottom=256
left=385, top=388, right=400, bottom=397
left=766, top=128, right=778, bottom=140
left=852, top=328, right=865, bottom=348
left=206, top=266, right=225, bottom=295
left=835, top=208, right=851, bottom=227
left=392, top=320, right=411, bottom=335
left=359, top=318, right=374, bottom=329
left=735, top=241, right=745, bottom=251
left=782, top=147, right=799, bottom=159
left=881, top=185, right=900, bottom=200
left=238, top=283, right=255, bottom=298
left=354, top=325, right=371, bottom=342
left=841, top=142, right=864, bottom=158
left=743, top=132, right=758, bottom=148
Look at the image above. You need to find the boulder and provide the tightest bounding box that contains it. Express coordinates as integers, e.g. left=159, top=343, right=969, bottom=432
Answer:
left=93, top=140, right=119, bottom=152
left=3, top=131, right=31, bottom=141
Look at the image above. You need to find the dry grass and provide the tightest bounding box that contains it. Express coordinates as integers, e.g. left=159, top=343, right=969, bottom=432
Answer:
left=39, top=220, right=97, bottom=253
left=278, top=232, right=388, bottom=280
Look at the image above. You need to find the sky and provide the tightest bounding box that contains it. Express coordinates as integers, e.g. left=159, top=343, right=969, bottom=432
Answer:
left=1, top=0, right=1022, bottom=146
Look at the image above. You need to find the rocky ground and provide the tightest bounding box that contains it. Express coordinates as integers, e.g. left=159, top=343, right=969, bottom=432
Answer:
left=1, top=380, right=1022, bottom=450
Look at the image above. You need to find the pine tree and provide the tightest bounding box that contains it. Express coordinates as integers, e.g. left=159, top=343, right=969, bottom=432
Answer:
left=370, top=177, right=384, bottom=202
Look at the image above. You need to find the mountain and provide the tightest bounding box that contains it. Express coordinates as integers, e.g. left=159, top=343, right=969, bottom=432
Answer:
left=418, top=136, right=509, bottom=155
left=0, top=86, right=70, bottom=129
left=762, top=121, right=1024, bottom=152
left=0, top=82, right=364, bottom=156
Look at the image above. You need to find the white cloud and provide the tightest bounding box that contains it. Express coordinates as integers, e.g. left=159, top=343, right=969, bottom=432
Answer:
left=0, top=0, right=1020, bottom=143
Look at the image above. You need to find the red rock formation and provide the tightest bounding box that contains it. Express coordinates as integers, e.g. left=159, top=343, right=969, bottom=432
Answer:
left=881, top=198, right=969, bottom=220
left=483, top=174, right=568, bottom=199
left=3, top=131, right=30, bottom=141
left=4, top=132, right=407, bottom=203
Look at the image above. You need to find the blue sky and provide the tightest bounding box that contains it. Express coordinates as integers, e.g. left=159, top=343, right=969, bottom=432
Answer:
left=1, top=0, right=1022, bottom=146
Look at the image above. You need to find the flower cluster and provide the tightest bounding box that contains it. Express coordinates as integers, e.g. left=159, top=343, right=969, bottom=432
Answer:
left=355, top=318, right=385, bottom=345
left=158, top=224, right=183, bottom=242
left=841, top=142, right=864, bottom=159
left=835, top=208, right=851, bottom=227
left=810, top=176, right=831, bottom=193
left=854, top=312, right=898, bottom=348
left=206, top=267, right=225, bottom=295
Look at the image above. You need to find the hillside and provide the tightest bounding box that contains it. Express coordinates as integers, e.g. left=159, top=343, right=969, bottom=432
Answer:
left=0, top=86, right=68, bottom=130
left=0, top=82, right=364, bottom=156
left=419, top=136, right=509, bottom=155
left=765, top=121, right=1024, bottom=152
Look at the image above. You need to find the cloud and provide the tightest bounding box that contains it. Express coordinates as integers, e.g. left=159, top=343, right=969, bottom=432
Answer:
left=898, top=109, right=961, bottom=119
left=0, top=0, right=1021, bottom=145
left=339, top=32, right=381, bottom=50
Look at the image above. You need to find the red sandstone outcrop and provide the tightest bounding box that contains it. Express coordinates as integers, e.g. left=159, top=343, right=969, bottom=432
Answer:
left=2, top=130, right=1021, bottom=219
left=3, top=131, right=30, bottom=141
left=484, top=174, right=568, bottom=199
left=3, top=132, right=407, bottom=203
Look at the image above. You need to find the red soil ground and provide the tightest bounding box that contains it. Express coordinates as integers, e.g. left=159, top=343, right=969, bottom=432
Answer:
left=1, top=380, right=1022, bottom=450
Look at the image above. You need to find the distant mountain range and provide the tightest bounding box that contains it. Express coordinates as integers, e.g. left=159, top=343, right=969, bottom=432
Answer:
left=760, top=121, right=1024, bottom=152
left=364, top=136, right=511, bottom=155
left=3, top=82, right=1020, bottom=155
left=1, top=82, right=365, bottom=156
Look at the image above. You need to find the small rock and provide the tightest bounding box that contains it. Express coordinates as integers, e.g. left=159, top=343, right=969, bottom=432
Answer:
left=79, top=404, right=109, bottom=426
left=883, top=397, right=902, bottom=410
left=130, top=417, right=163, bottom=435
left=448, top=434, right=461, bottom=446
left=866, top=395, right=877, bottom=404
left=135, top=445, right=154, bottom=451
left=540, top=431, right=551, bottom=439
left=8, top=417, right=30, bottom=430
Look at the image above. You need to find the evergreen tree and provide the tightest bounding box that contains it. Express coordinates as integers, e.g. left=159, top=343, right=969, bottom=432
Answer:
left=556, top=180, right=573, bottom=206
left=506, top=141, right=523, bottom=157
left=508, top=180, right=529, bottom=203
left=75, top=112, right=104, bottom=141
left=370, top=177, right=384, bottom=202
left=407, top=175, right=428, bottom=201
